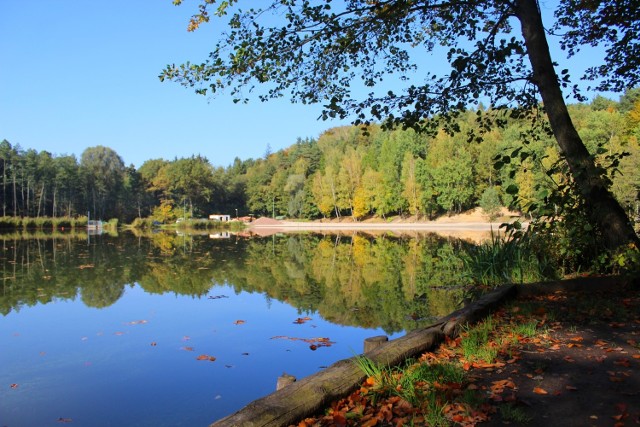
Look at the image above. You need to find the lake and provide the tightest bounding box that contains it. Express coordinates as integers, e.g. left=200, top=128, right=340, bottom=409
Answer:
left=0, top=230, right=476, bottom=426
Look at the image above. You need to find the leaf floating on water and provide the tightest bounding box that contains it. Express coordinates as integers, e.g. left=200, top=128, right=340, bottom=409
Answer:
left=182, top=336, right=191, bottom=341
left=241, top=352, right=249, bottom=356
left=234, top=320, right=246, bottom=325
left=181, top=346, right=194, bottom=352
left=208, top=295, right=229, bottom=300
left=127, top=320, right=148, bottom=326
left=78, top=264, right=94, bottom=270
left=10, top=383, right=18, bottom=389
left=113, top=331, right=124, bottom=336
left=293, top=317, right=312, bottom=324
left=150, top=342, right=157, bottom=347
left=57, top=417, right=73, bottom=423
left=196, top=354, right=216, bottom=362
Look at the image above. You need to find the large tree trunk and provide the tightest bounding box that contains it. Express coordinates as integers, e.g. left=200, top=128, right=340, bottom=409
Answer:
left=515, top=0, right=640, bottom=251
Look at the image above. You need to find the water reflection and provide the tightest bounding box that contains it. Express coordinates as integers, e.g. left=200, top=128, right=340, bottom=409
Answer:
left=0, top=231, right=483, bottom=425
left=1, top=231, right=475, bottom=332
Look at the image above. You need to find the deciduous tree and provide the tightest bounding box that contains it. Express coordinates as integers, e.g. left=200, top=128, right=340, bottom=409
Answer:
left=163, top=0, right=640, bottom=250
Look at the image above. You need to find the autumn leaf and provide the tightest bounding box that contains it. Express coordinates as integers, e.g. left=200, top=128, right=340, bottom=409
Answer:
left=234, top=320, right=246, bottom=325
left=181, top=346, right=194, bottom=352
left=10, top=383, right=18, bottom=389
left=293, top=317, right=312, bottom=324
left=614, top=402, right=628, bottom=413
left=57, top=418, right=73, bottom=423
left=613, top=358, right=630, bottom=367
left=150, top=342, right=157, bottom=346
left=533, top=387, right=548, bottom=395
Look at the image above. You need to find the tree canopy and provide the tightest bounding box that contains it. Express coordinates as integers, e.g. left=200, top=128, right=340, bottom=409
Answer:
left=161, top=0, right=640, bottom=252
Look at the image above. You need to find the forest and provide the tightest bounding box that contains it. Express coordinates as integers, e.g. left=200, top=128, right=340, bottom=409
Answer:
left=1, top=92, right=639, bottom=226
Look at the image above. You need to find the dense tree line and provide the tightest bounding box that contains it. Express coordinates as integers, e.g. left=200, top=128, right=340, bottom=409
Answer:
left=1, top=94, right=639, bottom=224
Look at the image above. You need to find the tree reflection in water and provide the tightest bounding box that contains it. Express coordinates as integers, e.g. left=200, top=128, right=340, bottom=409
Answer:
left=0, top=231, right=474, bottom=332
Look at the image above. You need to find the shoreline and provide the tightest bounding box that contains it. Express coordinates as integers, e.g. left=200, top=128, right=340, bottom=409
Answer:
left=245, top=217, right=523, bottom=241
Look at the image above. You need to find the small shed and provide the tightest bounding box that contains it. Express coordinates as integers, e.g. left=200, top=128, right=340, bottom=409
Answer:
left=209, top=214, right=231, bottom=222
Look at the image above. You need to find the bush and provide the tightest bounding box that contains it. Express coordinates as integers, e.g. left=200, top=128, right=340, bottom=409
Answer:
left=131, top=217, right=156, bottom=229
left=479, top=187, right=502, bottom=221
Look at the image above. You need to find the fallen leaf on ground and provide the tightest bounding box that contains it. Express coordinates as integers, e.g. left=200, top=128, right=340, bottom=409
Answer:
left=533, top=387, right=548, bottom=395
left=614, top=358, right=630, bottom=367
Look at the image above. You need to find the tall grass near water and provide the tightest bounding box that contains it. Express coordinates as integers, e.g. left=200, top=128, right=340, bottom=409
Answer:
left=0, top=216, right=88, bottom=231
left=463, top=228, right=556, bottom=286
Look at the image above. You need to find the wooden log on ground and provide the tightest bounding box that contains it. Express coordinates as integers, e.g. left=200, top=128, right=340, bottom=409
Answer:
left=363, top=335, right=388, bottom=353
left=276, top=373, right=296, bottom=391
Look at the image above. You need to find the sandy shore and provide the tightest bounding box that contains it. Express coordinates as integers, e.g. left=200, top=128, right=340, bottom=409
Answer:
left=247, top=208, right=522, bottom=241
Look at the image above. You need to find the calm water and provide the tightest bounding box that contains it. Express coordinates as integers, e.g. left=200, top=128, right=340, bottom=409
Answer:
left=0, top=231, right=473, bottom=426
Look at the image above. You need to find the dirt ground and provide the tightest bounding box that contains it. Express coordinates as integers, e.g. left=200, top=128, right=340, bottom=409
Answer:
left=475, top=280, right=640, bottom=427
left=292, top=278, right=640, bottom=427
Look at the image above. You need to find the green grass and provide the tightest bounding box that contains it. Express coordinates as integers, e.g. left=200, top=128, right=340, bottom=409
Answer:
left=0, top=216, right=88, bottom=230
left=463, top=230, right=555, bottom=286
left=511, top=320, right=540, bottom=338
left=460, top=317, right=500, bottom=363
left=423, top=395, right=450, bottom=427
left=353, top=355, right=467, bottom=408
left=500, top=403, right=532, bottom=423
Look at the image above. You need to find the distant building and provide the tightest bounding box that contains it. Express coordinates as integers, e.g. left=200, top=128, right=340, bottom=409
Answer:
left=209, top=232, right=231, bottom=239
left=209, top=214, right=231, bottom=222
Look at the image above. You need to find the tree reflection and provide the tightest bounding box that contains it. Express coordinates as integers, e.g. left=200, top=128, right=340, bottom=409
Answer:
left=0, top=231, right=474, bottom=331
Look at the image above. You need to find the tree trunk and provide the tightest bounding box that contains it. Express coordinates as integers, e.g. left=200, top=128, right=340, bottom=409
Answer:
left=12, top=169, right=17, bottom=217
left=515, top=0, right=640, bottom=250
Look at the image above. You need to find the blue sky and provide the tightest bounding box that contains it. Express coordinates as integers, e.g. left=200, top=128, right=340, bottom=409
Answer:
left=0, top=1, right=354, bottom=168
left=1, top=1, right=607, bottom=169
